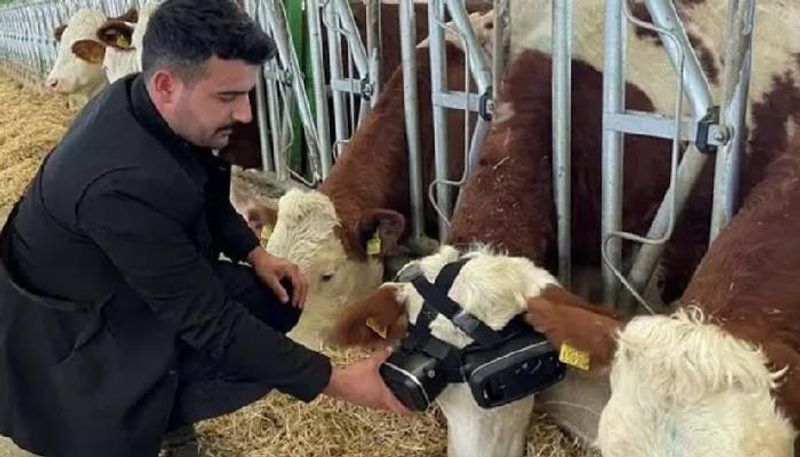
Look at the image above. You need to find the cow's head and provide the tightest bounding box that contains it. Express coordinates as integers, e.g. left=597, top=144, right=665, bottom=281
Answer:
left=259, top=189, right=404, bottom=349
left=597, top=309, right=795, bottom=457
left=334, top=245, right=561, bottom=457
left=45, top=9, right=108, bottom=96
left=96, top=1, right=162, bottom=84
left=523, top=299, right=796, bottom=456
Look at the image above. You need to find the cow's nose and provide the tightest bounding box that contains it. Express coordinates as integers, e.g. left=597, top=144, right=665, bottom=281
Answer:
left=44, top=78, right=59, bottom=89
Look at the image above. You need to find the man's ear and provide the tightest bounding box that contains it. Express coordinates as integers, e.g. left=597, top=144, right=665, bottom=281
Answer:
left=333, top=284, right=407, bottom=348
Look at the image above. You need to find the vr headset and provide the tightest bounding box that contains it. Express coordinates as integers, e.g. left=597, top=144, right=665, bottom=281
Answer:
left=380, top=258, right=566, bottom=411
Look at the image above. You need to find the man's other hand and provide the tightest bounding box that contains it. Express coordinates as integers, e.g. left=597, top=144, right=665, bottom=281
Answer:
left=248, top=247, right=308, bottom=308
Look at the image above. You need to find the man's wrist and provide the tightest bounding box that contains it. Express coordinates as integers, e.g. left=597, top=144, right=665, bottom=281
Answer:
left=247, top=245, right=269, bottom=265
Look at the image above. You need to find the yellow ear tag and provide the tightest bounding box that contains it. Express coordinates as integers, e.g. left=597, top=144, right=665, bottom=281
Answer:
left=366, top=317, right=388, bottom=340
left=366, top=232, right=382, bottom=256
left=559, top=342, right=591, bottom=371
left=116, top=35, right=130, bottom=48
left=259, top=224, right=273, bottom=243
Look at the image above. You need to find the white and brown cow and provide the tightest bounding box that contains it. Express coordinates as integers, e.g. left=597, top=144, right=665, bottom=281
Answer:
left=524, top=131, right=800, bottom=456
left=44, top=9, right=111, bottom=110
left=256, top=31, right=490, bottom=348
left=94, top=1, right=160, bottom=84
left=333, top=244, right=568, bottom=457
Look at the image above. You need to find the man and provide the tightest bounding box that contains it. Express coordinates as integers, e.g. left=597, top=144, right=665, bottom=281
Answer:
left=0, top=1, right=406, bottom=456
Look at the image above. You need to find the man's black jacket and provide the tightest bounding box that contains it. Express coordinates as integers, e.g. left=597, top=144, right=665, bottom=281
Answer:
left=0, top=74, right=331, bottom=456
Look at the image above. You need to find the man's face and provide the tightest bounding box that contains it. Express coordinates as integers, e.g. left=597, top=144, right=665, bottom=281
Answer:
left=170, top=56, right=257, bottom=150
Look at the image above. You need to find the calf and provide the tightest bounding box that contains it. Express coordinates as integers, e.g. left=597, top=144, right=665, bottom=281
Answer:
left=524, top=133, right=800, bottom=456
left=333, top=244, right=568, bottom=457
left=259, top=41, right=474, bottom=349
left=44, top=9, right=109, bottom=110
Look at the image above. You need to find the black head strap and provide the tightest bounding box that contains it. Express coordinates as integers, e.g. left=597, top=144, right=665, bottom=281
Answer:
left=411, top=259, right=503, bottom=347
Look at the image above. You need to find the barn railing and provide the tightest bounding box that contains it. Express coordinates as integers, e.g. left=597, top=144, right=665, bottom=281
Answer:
left=600, top=0, right=755, bottom=314
left=0, top=0, right=141, bottom=86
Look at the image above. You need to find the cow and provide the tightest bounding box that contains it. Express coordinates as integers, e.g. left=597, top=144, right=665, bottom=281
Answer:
left=44, top=9, right=110, bottom=110
left=251, top=0, right=796, bottom=349
left=256, top=37, right=484, bottom=348
left=524, top=132, right=800, bottom=456
left=333, top=243, right=575, bottom=457
left=506, top=0, right=800, bottom=304
left=95, top=1, right=158, bottom=84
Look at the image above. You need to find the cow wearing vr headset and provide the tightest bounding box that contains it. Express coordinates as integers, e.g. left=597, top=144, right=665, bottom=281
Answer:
left=333, top=244, right=607, bottom=457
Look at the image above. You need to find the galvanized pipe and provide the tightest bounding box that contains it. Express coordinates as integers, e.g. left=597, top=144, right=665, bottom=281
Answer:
left=552, top=0, right=573, bottom=288
left=601, top=0, right=626, bottom=305
left=254, top=70, right=275, bottom=173
left=642, top=0, right=714, bottom=120
left=709, top=0, right=755, bottom=240
left=492, top=0, right=511, bottom=95
left=365, top=0, right=381, bottom=103
left=306, top=0, right=333, bottom=176
left=265, top=63, right=286, bottom=181
left=400, top=0, right=424, bottom=240
left=623, top=0, right=718, bottom=302
left=444, top=0, right=492, bottom=95
left=262, top=0, right=323, bottom=183
left=333, top=0, right=368, bottom=78
left=428, top=0, right=452, bottom=239
left=325, top=1, right=348, bottom=157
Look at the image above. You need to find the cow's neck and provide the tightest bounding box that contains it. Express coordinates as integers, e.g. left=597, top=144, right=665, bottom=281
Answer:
left=437, top=386, right=534, bottom=457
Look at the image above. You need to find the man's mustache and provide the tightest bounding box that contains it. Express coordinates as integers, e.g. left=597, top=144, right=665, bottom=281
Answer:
left=216, top=122, right=239, bottom=133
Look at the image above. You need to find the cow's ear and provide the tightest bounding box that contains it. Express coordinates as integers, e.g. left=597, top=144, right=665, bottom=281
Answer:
left=244, top=203, right=278, bottom=242
left=333, top=284, right=407, bottom=348
left=97, top=20, right=135, bottom=50
left=54, top=24, right=67, bottom=42
left=525, top=285, right=622, bottom=372
left=346, top=209, right=406, bottom=259
left=116, top=7, right=139, bottom=23
left=71, top=40, right=106, bottom=64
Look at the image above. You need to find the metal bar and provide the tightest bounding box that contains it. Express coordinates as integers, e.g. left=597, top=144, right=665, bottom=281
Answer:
left=466, top=117, right=491, bottom=173
left=492, top=0, right=510, bottom=96
left=621, top=0, right=718, bottom=303
left=306, top=0, right=333, bottom=176
left=428, top=0, right=451, bottom=240
left=326, top=0, right=348, bottom=158
left=605, top=112, right=696, bottom=141
left=642, top=0, right=714, bottom=120
left=330, top=77, right=365, bottom=92
left=444, top=0, right=492, bottom=94
left=601, top=0, right=626, bottom=305
left=709, top=0, right=755, bottom=240
left=254, top=71, right=275, bottom=173
left=400, top=0, right=424, bottom=240
left=265, top=63, right=286, bottom=181
left=433, top=91, right=481, bottom=112
left=366, top=0, right=381, bottom=105
left=262, top=0, right=323, bottom=183
left=333, top=0, right=368, bottom=78
left=553, top=0, right=573, bottom=288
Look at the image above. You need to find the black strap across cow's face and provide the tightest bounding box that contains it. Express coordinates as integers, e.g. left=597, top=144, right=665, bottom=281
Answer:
left=410, top=258, right=503, bottom=348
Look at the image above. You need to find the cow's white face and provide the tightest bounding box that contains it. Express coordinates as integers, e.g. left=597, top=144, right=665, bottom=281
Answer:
left=392, top=245, right=559, bottom=457
left=598, top=310, right=796, bottom=457
left=45, top=9, right=108, bottom=97
left=266, top=189, right=386, bottom=350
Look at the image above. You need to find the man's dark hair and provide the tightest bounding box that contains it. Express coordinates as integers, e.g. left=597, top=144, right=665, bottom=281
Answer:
left=142, top=0, right=276, bottom=82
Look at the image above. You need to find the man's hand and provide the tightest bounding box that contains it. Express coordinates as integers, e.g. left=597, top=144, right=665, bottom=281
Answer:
left=247, top=247, right=308, bottom=308
left=322, top=348, right=410, bottom=415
